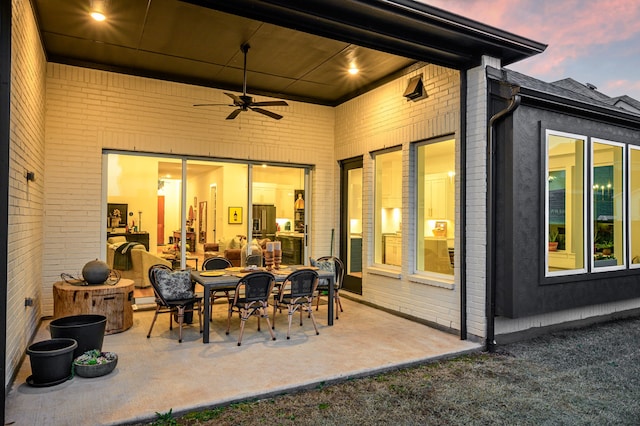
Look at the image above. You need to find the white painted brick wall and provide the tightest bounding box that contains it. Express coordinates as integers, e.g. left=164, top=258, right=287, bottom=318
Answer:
left=335, top=64, right=463, bottom=332
left=464, top=61, right=491, bottom=339
left=42, top=64, right=335, bottom=315
left=7, top=0, right=47, bottom=387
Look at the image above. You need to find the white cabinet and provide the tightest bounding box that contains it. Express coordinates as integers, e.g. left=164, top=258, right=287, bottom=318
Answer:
left=384, top=235, right=402, bottom=266
left=253, top=184, right=276, bottom=205
left=275, top=186, right=294, bottom=218
left=380, top=158, right=402, bottom=208
left=424, top=174, right=448, bottom=219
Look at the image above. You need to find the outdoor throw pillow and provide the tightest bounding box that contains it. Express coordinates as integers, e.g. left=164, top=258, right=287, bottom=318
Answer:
left=154, top=269, right=194, bottom=300
left=310, top=258, right=335, bottom=288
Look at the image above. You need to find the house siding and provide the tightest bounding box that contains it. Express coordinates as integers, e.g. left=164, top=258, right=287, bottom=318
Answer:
left=335, top=63, right=465, bottom=333
left=43, top=64, right=335, bottom=316
left=7, top=0, right=47, bottom=386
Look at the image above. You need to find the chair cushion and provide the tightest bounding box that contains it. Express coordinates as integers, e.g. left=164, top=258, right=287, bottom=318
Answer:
left=154, top=269, right=194, bottom=300
left=310, top=258, right=335, bottom=288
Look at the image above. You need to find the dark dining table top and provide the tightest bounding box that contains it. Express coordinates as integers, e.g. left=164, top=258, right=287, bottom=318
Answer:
left=191, top=265, right=335, bottom=343
left=191, top=265, right=331, bottom=286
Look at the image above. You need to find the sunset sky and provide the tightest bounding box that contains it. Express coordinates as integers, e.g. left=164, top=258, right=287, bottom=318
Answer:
left=423, top=0, right=640, bottom=101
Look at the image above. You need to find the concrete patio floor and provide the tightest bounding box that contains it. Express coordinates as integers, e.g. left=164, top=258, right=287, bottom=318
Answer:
left=5, top=298, right=481, bottom=425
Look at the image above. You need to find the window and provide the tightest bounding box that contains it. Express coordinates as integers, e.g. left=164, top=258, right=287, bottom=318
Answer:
left=374, top=148, right=402, bottom=267
left=591, top=140, right=625, bottom=270
left=415, top=138, right=455, bottom=276
left=629, top=146, right=640, bottom=268
left=546, top=131, right=586, bottom=276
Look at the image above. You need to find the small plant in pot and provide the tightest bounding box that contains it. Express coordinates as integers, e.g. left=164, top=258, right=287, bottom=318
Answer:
left=73, top=349, right=118, bottom=378
left=549, top=229, right=559, bottom=251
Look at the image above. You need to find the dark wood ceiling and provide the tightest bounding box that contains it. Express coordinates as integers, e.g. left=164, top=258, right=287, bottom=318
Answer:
left=33, top=0, right=546, bottom=106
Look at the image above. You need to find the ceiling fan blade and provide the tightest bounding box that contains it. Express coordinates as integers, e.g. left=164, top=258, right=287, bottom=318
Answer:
left=224, top=92, right=243, bottom=105
left=226, top=109, right=242, bottom=120
left=250, top=107, right=283, bottom=120
left=250, top=100, right=289, bottom=107
left=193, top=103, right=233, bottom=107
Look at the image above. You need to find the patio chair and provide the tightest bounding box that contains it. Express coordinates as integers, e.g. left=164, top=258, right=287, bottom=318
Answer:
left=226, top=271, right=276, bottom=346
left=202, top=256, right=234, bottom=313
left=311, top=256, right=345, bottom=319
left=272, top=269, right=320, bottom=339
left=147, top=264, right=203, bottom=343
left=202, top=256, right=233, bottom=270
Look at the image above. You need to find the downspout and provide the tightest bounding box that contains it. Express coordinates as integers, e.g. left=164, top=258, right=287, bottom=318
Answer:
left=486, top=81, right=520, bottom=352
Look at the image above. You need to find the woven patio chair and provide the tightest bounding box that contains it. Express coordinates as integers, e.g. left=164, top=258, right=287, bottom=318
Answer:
left=225, top=271, right=276, bottom=346
left=312, top=256, right=345, bottom=319
left=147, top=264, right=202, bottom=343
left=272, top=269, right=319, bottom=339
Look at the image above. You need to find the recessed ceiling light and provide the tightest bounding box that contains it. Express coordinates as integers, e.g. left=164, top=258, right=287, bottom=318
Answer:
left=90, top=0, right=107, bottom=21
left=348, top=62, right=359, bottom=75
left=90, top=11, right=106, bottom=21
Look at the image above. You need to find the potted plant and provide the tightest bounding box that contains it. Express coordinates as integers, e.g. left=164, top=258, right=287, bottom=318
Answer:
left=549, top=229, right=559, bottom=251
left=73, top=349, right=118, bottom=378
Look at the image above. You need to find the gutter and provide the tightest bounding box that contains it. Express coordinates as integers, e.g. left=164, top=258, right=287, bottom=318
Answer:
left=486, top=80, right=520, bottom=352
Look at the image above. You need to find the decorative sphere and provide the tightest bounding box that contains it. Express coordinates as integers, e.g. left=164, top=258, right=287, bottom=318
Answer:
left=82, top=259, right=110, bottom=285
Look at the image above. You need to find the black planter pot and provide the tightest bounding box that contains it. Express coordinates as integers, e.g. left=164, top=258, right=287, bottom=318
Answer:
left=26, top=338, right=77, bottom=387
left=49, top=314, right=107, bottom=359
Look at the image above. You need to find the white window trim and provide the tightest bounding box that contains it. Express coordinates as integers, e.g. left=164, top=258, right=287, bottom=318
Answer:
left=545, top=129, right=588, bottom=277
left=591, top=138, right=626, bottom=272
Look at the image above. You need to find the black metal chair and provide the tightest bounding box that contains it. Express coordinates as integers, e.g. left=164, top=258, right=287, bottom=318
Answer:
left=202, top=256, right=234, bottom=314
left=272, top=269, right=320, bottom=339
left=313, top=256, right=345, bottom=319
left=202, top=256, right=233, bottom=271
left=226, top=271, right=276, bottom=346
left=147, top=264, right=202, bottom=343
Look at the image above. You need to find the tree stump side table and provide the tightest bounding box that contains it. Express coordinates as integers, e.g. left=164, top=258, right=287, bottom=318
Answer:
left=53, top=279, right=135, bottom=334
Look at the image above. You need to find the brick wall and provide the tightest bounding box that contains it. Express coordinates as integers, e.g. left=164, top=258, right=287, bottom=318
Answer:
left=335, top=64, right=464, bottom=332
left=7, top=0, right=47, bottom=386
left=42, top=64, right=335, bottom=315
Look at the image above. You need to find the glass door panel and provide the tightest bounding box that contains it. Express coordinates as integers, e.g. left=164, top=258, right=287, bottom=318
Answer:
left=252, top=165, right=307, bottom=265
left=341, top=157, right=363, bottom=294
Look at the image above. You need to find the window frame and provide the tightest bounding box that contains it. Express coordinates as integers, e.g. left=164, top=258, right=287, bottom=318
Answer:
left=545, top=129, right=588, bottom=277
left=371, top=145, right=403, bottom=270
left=413, top=136, right=456, bottom=280
left=590, top=138, right=626, bottom=272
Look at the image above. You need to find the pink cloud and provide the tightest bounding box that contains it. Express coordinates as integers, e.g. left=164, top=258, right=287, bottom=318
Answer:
left=423, top=0, right=640, bottom=78
left=601, top=79, right=640, bottom=97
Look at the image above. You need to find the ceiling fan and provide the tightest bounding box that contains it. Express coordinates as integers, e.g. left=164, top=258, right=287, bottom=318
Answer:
left=194, top=44, right=289, bottom=120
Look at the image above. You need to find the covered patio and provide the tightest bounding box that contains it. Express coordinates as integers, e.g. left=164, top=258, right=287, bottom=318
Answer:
left=6, top=298, right=479, bottom=425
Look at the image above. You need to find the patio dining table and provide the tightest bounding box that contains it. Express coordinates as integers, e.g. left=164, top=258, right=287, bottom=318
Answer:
left=191, top=266, right=335, bottom=343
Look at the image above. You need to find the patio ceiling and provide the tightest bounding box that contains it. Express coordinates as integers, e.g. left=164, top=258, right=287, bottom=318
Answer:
left=32, top=0, right=546, bottom=106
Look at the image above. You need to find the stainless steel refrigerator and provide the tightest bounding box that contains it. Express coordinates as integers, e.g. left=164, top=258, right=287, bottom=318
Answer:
left=252, top=204, right=277, bottom=239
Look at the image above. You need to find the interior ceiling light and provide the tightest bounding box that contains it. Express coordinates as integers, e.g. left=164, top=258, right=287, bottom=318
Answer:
left=348, top=62, right=359, bottom=75
left=90, top=0, right=108, bottom=21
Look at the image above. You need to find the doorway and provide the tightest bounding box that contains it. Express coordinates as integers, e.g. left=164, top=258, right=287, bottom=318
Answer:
left=340, top=157, right=363, bottom=294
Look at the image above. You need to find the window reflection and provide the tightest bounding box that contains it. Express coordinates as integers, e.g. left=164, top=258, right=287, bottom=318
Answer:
left=546, top=132, right=586, bottom=276
left=374, top=149, right=402, bottom=266
left=416, top=139, right=455, bottom=275
left=591, top=140, right=624, bottom=269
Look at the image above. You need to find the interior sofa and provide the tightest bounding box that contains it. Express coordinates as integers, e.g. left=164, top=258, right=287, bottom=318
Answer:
left=204, top=235, right=270, bottom=267
left=106, top=236, right=171, bottom=288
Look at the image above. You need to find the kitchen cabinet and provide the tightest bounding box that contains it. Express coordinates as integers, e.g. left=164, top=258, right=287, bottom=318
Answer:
left=424, top=174, right=448, bottom=219
left=350, top=236, right=362, bottom=273
left=383, top=235, right=402, bottom=266
left=276, top=234, right=304, bottom=265
left=380, top=157, right=402, bottom=208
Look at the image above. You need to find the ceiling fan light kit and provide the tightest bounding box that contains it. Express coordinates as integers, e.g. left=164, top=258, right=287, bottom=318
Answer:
left=194, top=44, right=289, bottom=120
